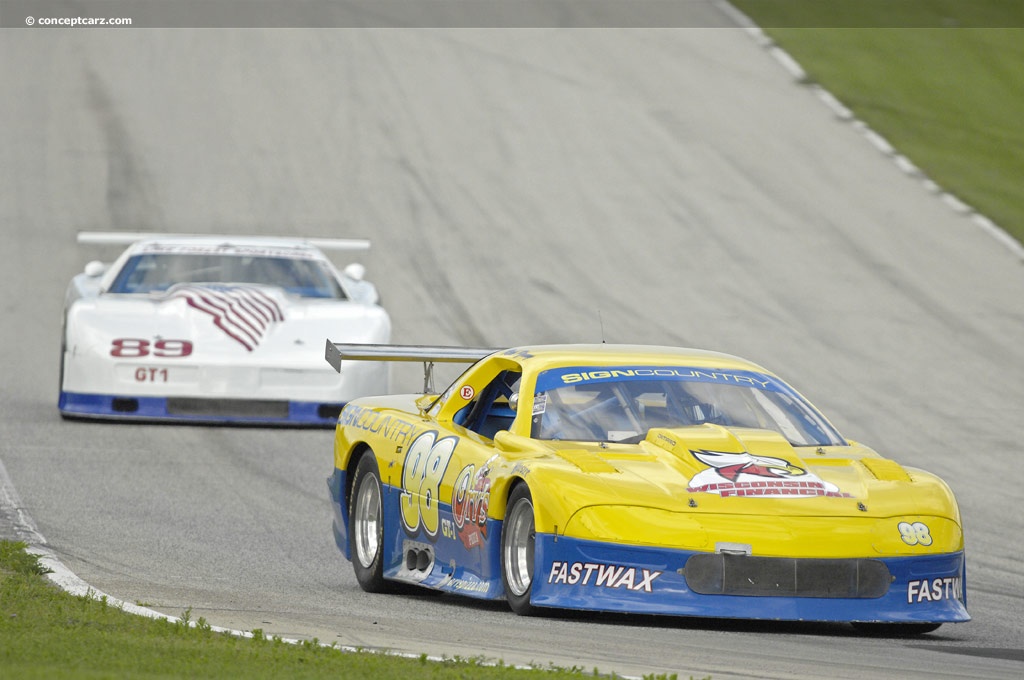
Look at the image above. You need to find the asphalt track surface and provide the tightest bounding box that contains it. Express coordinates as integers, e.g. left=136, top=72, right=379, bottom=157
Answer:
left=2, top=5, right=1023, bottom=680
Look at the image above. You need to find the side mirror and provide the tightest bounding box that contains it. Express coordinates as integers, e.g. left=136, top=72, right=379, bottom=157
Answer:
left=494, top=430, right=538, bottom=452
left=343, top=263, right=366, bottom=281
left=341, top=263, right=380, bottom=305
left=84, top=261, right=108, bottom=277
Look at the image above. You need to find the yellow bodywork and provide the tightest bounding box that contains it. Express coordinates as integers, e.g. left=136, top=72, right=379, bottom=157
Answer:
left=333, top=344, right=963, bottom=561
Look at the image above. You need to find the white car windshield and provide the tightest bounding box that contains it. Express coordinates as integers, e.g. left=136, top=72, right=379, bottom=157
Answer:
left=530, top=366, right=846, bottom=447
left=108, top=253, right=345, bottom=298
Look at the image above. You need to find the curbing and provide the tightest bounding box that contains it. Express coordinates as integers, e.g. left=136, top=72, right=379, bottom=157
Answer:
left=0, top=454, right=257, bottom=637
left=0, top=457, right=573, bottom=675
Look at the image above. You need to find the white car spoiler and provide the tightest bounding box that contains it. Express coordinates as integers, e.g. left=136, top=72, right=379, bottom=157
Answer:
left=325, top=342, right=501, bottom=392
left=77, top=232, right=371, bottom=251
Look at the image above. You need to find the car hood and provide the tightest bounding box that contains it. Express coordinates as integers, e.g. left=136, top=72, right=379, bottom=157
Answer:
left=66, top=284, right=389, bottom=363
left=531, top=423, right=957, bottom=521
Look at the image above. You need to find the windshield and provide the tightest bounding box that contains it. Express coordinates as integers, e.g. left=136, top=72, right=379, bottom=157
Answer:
left=108, top=253, right=345, bottom=298
left=530, top=366, right=846, bottom=447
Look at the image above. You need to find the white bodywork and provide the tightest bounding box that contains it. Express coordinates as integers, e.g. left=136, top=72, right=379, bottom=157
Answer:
left=59, top=233, right=391, bottom=425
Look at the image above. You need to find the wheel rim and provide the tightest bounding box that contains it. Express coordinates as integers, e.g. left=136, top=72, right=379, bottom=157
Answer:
left=354, top=475, right=381, bottom=569
left=503, top=497, right=535, bottom=597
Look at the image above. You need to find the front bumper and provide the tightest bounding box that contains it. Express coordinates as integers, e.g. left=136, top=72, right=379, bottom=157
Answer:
left=59, top=391, right=343, bottom=426
left=532, top=534, right=969, bottom=624
left=59, top=350, right=388, bottom=426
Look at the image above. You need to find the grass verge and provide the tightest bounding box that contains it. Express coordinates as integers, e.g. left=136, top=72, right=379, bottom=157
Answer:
left=2, top=541, right=680, bottom=680
left=731, top=0, right=1024, bottom=245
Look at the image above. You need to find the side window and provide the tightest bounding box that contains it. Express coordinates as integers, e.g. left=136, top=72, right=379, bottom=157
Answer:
left=457, top=371, right=521, bottom=439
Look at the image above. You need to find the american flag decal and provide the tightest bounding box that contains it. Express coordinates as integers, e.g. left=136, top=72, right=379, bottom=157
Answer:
left=164, top=284, right=284, bottom=351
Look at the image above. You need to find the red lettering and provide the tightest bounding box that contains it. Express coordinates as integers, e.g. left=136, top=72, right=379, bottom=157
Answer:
left=112, top=338, right=193, bottom=358
left=133, top=367, right=169, bottom=382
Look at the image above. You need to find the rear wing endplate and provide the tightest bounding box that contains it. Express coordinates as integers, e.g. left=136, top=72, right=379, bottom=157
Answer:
left=77, top=232, right=371, bottom=251
left=325, top=341, right=501, bottom=393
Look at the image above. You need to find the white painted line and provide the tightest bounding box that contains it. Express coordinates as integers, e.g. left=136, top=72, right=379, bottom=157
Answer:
left=715, top=0, right=757, bottom=29
left=862, top=128, right=895, bottom=156
left=941, top=192, right=972, bottom=214
left=747, top=27, right=773, bottom=48
left=0, top=456, right=46, bottom=545
left=768, top=45, right=807, bottom=83
left=973, top=214, right=1024, bottom=259
left=27, top=545, right=203, bottom=623
left=812, top=86, right=854, bottom=120
left=893, top=154, right=921, bottom=177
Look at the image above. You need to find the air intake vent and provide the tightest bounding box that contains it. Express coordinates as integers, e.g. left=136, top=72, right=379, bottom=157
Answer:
left=167, top=398, right=288, bottom=419
left=860, top=458, right=913, bottom=481
left=111, top=398, right=139, bottom=413
left=684, top=553, right=890, bottom=598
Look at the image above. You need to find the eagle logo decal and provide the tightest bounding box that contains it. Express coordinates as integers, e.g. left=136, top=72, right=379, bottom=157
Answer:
left=688, top=449, right=851, bottom=498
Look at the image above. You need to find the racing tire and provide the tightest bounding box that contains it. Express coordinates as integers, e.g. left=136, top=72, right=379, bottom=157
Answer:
left=348, top=453, right=391, bottom=593
left=851, top=622, right=942, bottom=636
left=501, top=483, right=538, bottom=616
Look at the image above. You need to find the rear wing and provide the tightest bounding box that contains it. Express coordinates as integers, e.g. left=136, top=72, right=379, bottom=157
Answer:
left=77, top=232, right=371, bottom=251
left=325, top=341, right=501, bottom=392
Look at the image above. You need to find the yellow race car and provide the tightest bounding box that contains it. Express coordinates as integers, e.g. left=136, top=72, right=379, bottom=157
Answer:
left=325, top=343, right=968, bottom=634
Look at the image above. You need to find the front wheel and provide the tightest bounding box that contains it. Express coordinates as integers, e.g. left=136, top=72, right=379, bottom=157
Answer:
left=348, top=452, right=391, bottom=593
left=501, top=484, right=538, bottom=615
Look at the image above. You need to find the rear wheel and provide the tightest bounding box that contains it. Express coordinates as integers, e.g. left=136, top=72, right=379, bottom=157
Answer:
left=501, top=484, right=537, bottom=615
left=349, top=453, right=390, bottom=592
left=851, top=622, right=941, bottom=636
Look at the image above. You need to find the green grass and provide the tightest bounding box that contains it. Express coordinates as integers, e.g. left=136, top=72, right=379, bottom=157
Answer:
left=731, top=0, right=1024, bottom=245
left=3, top=541, right=685, bottom=680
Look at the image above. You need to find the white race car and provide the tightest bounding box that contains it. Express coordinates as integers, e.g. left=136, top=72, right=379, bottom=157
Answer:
left=59, top=233, right=391, bottom=425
